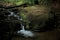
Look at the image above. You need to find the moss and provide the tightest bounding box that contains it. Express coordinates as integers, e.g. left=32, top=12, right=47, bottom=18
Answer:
left=20, top=5, right=49, bottom=30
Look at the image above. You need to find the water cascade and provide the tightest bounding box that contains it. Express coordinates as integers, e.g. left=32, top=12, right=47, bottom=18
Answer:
left=8, top=11, right=34, bottom=37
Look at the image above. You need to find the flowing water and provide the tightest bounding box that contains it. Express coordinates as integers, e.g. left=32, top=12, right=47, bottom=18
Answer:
left=8, top=11, right=34, bottom=37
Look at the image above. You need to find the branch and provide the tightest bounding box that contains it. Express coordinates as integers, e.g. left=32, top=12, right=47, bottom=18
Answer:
left=0, top=3, right=28, bottom=9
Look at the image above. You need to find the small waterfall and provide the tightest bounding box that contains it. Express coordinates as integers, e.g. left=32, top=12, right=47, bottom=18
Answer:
left=8, top=11, right=34, bottom=37
left=21, top=23, right=24, bottom=30
left=8, top=11, right=14, bottom=16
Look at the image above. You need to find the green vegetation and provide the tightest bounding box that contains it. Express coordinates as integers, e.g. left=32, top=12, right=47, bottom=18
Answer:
left=0, top=0, right=60, bottom=40
left=0, top=0, right=59, bottom=30
left=0, top=0, right=54, bottom=6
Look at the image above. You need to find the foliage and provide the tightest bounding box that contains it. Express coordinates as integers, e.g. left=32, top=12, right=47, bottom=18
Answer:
left=0, top=0, right=54, bottom=6
left=19, top=12, right=30, bottom=29
left=0, top=0, right=34, bottom=5
left=19, top=13, right=27, bottom=20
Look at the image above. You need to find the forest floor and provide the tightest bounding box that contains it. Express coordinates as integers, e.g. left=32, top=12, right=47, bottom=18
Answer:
left=12, top=28, right=60, bottom=40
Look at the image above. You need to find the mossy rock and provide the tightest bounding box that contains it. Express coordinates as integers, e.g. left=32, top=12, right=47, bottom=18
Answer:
left=20, top=5, right=50, bottom=30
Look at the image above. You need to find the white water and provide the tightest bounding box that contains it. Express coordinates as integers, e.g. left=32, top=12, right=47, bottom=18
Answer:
left=8, top=11, right=34, bottom=37
left=17, top=23, right=34, bottom=37
left=8, top=11, right=22, bottom=20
